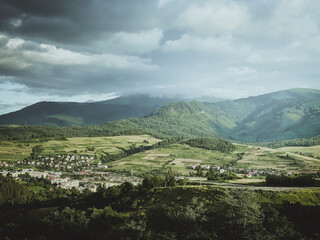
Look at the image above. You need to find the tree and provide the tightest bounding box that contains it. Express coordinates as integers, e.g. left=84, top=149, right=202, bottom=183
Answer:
left=142, top=174, right=164, bottom=189
left=166, top=167, right=176, bottom=187
left=196, top=166, right=203, bottom=177
left=210, top=190, right=264, bottom=239
left=31, top=145, right=43, bottom=159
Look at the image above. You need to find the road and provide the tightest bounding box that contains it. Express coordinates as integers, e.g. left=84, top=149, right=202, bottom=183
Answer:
left=188, top=178, right=320, bottom=191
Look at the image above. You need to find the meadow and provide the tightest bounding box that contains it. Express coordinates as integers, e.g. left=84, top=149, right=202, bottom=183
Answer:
left=109, top=142, right=320, bottom=175
left=1, top=135, right=319, bottom=176
left=0, top=135, right=160, bottom=162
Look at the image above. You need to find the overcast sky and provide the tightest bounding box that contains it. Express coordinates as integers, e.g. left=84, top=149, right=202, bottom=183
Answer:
left=0, top=0, right=320, bottom=114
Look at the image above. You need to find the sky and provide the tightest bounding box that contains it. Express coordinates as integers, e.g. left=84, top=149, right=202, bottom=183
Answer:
left=0, top=0, right=320, bottom=114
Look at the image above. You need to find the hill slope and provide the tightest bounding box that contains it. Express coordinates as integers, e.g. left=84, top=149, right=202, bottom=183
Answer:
left=0, top=89, right=319, bottom=142
left=109, top=88, right=320, bottom=142
left=0, top=95, right=178, bottom=126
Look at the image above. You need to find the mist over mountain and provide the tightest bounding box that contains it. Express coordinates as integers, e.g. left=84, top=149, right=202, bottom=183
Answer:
left=100, top=88, right=320, bottom=142
left=0, top=88, right=319, bottom=142
left=0, top=95, right=179, bottom=126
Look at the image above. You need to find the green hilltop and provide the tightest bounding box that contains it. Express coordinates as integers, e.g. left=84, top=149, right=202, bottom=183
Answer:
left=105, top=88, right=320, bottom=142
left=0, top=95, right=179, bottom=126
left=0, top=88, right=319, bottom=143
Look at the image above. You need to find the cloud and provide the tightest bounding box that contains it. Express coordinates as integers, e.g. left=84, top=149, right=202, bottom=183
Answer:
left=228, top=66, right=256, bottom=76
left=163, top=34, right=236, bottom=53
left=0, top=0, right=320, bottom=114
left=0, top=34, right=159, bottom=71
left=0, top=81, right=119, bottom=114
left=158, top=0, right=173, bottom=8
left=105, top=28, right=163, bottom=54
left=0, top=0, right=160, bottom=45
left=9, top=18, right=22, bottom=27
left=178, top=1, right=249, bottom=34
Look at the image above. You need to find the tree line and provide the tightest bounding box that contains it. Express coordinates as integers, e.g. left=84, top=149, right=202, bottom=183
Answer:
left=186, top=137, right=235, bottom=152
left=1, top=172, right=320, bottom=239
left=266, top=174, right=315, bottom=187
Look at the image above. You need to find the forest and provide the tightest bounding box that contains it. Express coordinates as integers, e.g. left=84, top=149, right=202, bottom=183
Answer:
left=1, top=173, right=320, bottom=240
left=266, top=174, right=316, bottom=187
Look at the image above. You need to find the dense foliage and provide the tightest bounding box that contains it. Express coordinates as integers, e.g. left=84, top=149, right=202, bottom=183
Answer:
left=0, top=95, right=178, bottom=126
left=1, top=89, right=320, bottom=143
left=264, top=135, right=320, bottom=148
left=1, top=174, right=320, bottom=239
left=266, top=174, right=315, bottom=187
left=0, top=174, right=80, bottom=207
left=207, top=168, right=239, bottom=181
left=186, top=137, right=235, bottom=152
left=0, top=175, right=33, bottom=206
left=100, top=137, right=185, bottom=162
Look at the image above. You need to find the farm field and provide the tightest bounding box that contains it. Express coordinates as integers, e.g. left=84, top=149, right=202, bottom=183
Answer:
left=0, top=135, right=161, bottom=162
left=1, top=135, right=320, bottom=175
left=110, top=142, right=320, bottom=175
left=279, top=145, right=320, bottom=159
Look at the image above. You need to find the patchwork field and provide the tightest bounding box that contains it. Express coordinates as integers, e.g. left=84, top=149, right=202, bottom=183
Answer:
left=1, top=135, right=319, bottom=176
left=0, top=135, right=161, bottom=162
left=110, top=143, right=320, bottom=175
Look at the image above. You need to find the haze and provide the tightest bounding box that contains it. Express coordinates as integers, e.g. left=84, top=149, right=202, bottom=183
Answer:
left=0, top=0, right=320, bottom=114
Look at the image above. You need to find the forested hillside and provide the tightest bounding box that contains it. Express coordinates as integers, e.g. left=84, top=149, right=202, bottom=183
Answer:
left=1, top=176, right=319, bottom=240
left=0, top=95, right=178, bottom=126
left=0, top=89, right=319, bottom=143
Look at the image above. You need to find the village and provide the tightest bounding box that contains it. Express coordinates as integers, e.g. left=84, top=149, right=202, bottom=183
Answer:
left=190, top=164, right=293, bottom=178
left=0, top=154, right=142, bottom=192
left=0, top=151, right=294, bottom=192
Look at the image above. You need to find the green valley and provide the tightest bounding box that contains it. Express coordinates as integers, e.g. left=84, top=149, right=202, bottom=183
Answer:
left=0, top=89, right=320, bottom=240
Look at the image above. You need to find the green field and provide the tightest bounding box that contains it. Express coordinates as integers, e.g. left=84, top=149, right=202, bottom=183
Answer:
left=0, top=135, right=161, bottom=162
left=279, top=145, right=320, bottom=159
left=1, top=135, right=319, bottom=175
left=110, top=142, right=320, bottom=175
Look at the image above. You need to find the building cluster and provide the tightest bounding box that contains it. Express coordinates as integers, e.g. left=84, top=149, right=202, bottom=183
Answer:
left=190, top=164, right=293, bottom=178
left=0, top=167, right=142, bottom=193
left=8, top=154, right=102, bottom=172
left=230, top=167, right=293, bottom=178
left=191, top=164, right=227, bottom=173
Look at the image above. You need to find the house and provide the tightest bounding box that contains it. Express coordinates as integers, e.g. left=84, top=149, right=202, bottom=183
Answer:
left=201, top=165, right=210, bottom=170
left=191, top=164, right=198, bottom=170
left=0, top=170, right=9, bottom=176
left=10, top=171, right=20, bottom=177
left=28, top=171, right=48, bottom=178
left=50, top=178, right=69, bottom=185
left=97, top=163, right=108, bottom=169
left=175, top=176, right=185, bottom=180
left=60, top=180, right=79, bottom=189
left=87, top=184, right=97, bottom=192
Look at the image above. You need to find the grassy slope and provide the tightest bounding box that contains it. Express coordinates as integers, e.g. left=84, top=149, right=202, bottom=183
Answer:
left=0, top=89, right=319, bottom=143
left=109, top=142, right=320, bottom=175
left=3, top=134, right=319, bottom=175
left=114, top=88, right=320, bottom=142
left=0, top=95, right=178, bottom=126
left=0, top=135, right=161, bottom=163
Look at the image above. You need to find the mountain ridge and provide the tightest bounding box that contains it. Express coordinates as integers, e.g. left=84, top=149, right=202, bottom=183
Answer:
left=0, top=95, right=180, bottom=126
left=0, top=88, right=319, bottom=143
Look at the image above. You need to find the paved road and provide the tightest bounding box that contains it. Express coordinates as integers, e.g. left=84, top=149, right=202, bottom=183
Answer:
left=189, top=179, right=320, bottom=191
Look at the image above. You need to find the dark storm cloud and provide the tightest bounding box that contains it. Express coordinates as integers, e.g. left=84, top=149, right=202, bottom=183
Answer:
left=0, top=0, right=162, bottom=45
left=0, top=0, right=320, bottom=114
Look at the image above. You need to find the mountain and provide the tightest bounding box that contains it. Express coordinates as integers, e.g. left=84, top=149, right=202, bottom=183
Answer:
left=193, top=96, right=231, bottom=103
left=102, top=88, right=320, bottom=142
left=0, top=88, right=319, bottom=142
left=228, top=88, right=320, bottom=141
left=0, top=95, right=179, bottom=126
